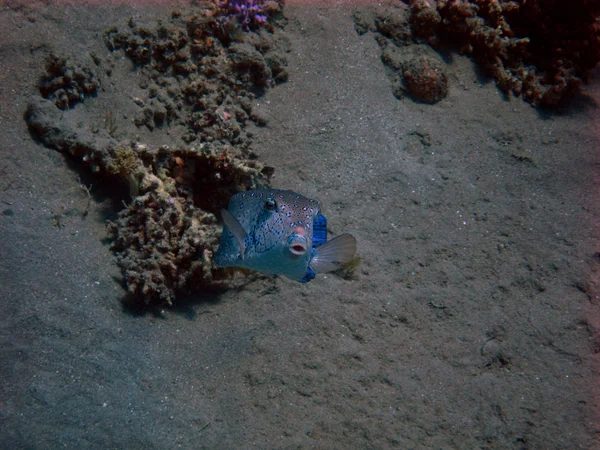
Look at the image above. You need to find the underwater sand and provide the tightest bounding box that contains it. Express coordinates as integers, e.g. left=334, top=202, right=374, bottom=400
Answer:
left=1, top=0, right=599, bottom=448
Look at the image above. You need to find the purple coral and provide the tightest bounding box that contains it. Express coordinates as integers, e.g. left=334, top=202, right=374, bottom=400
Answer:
left=219, top=0, right=267, bottom=30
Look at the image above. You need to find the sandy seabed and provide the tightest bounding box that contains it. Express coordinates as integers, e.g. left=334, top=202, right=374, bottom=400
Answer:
left=1, top=0, right=600, bottom=448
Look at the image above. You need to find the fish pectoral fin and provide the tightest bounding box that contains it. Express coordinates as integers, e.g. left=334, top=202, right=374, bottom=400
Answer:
left=221, top=209, right=248, bottom=259
left=310, top=233, right=357, bottom=274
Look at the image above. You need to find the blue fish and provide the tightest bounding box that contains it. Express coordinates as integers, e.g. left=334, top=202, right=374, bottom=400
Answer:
left=214, top=189, right=357, bottom=282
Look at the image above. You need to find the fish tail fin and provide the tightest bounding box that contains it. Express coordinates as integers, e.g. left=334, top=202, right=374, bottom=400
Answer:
left=310, top=234, right=357, bottom=274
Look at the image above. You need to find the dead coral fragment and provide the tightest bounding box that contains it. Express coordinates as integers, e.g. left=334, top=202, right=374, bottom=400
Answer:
left=39, top=54, right=98, bottom=110
left=401, top=56, right=448, bottom=104
left=354, top=4, right=448, bottom=105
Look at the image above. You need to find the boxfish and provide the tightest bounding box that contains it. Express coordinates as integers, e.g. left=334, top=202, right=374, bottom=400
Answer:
left=214, top=189, right=357, bottom=282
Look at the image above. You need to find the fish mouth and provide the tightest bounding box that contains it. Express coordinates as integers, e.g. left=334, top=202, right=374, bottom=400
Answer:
left=289, top=243, right=307, bottom=255
left=287, top=234, right=308, bottom=258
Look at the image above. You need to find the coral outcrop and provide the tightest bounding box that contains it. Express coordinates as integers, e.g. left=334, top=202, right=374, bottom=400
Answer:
left=26, top=3, right=287, bottom=306
left=355, top=0, right=600, bottom=107
left=106, top=144, right=268, bottom=305
left=26, top=94, right=271, bottom=305
left=406, top=0, right=600, bottom=107
left=105, top=3, right=288, bottom=144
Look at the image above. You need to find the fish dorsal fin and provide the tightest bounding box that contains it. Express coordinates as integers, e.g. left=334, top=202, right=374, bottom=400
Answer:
left=221, top=209, right=248, bottom=259
left=310, top=234, right=357, bottom=274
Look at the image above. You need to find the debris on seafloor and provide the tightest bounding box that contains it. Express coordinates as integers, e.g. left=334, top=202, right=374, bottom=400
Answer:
left=355, top=0, right=600, bottom=108
left=26, top=1, right=287, bottom=306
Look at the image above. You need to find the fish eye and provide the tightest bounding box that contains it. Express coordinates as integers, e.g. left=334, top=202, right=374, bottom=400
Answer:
left=265, top=198, right=277, bottom=211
